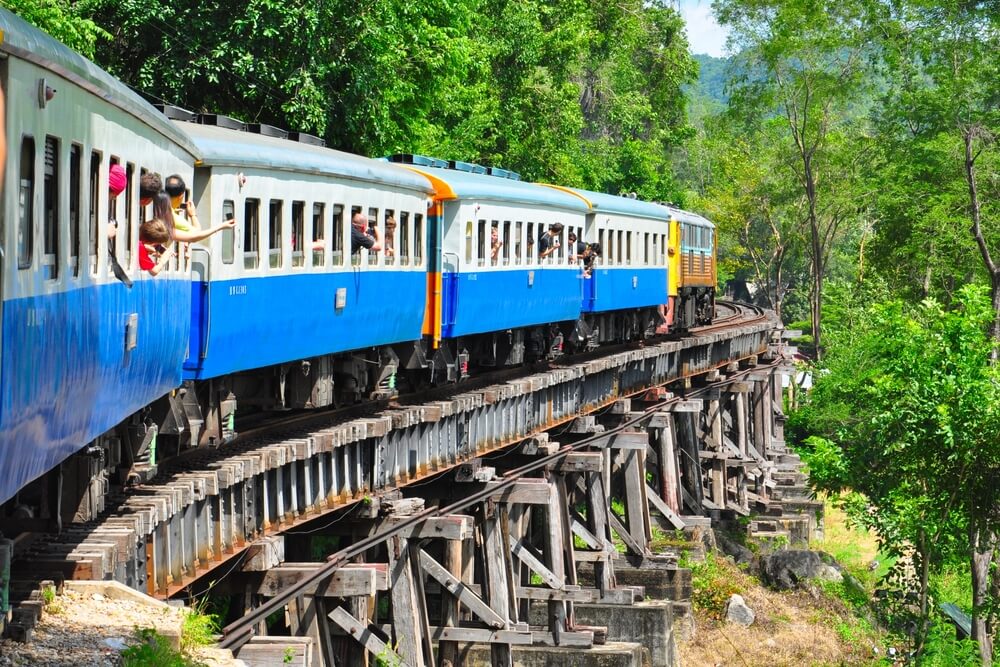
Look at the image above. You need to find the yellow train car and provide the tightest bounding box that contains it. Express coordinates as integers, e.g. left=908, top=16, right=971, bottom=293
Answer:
left=666, top=207, right=716, bottom=330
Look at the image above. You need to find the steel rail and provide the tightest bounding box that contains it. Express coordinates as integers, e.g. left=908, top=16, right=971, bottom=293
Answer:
left=218, top=354, right=783, bottom=651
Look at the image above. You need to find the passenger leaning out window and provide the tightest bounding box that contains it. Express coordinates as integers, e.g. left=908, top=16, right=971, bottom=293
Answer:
left=138, top=218, right=175, bottom=276
left=351, top=213, right=382, bottom=253
left=490, top=225, right=502, bottom=263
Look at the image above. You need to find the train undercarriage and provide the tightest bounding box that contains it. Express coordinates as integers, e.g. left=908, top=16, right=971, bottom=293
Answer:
left=0, top=292, right=713, bottom=530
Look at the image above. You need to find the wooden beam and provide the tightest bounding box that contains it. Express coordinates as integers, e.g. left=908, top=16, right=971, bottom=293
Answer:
left=509, top=538, right=563, bottom=591
left=645, top=484, right=685, bottom=530
left=485, top=480, right=552, bottom=505
left=328, top=606, right=406, bottom=666
left=418, top=549, right=505, bottom=629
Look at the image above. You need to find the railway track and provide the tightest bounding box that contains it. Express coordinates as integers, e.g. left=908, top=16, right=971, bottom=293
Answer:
left=1, top=301, right=781, bottom=650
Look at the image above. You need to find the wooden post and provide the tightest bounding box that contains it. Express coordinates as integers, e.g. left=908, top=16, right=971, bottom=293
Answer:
left=389, top=536, right=429, bottom=667
left=480, top=503, right=514, bottom=667
left=439, top=539, right=463, bottom=667
left=585, top=470, right=615, bottom=596
left=708, top=395, right=726, bottom=508
left=736, top=391, right=748, bottom=458
left=543, top=477, right=567, bottom=643
left=657, top=415, right=682, bottom=514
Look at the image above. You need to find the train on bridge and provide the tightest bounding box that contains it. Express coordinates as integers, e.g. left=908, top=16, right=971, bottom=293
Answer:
left=0, top=8, right=717, bottom=526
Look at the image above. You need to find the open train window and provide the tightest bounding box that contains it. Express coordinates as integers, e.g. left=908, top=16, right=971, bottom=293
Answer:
left=617, top=230, right=624, bottom=265
left=331, top=204, right=343, bottom=265
left=526, top=222, right=535, bottom=263
left=502, top=221, right=511, bottom=265
left=367, top=207, right=379, bottom=266
left=477, top=219, right=487, bottom=267
left=312, top=203, right=326, bottom=267
left=18, top=137, right=35, bottom=269
left=244, top=199, right=260, bottom=270
left=124, top=163, right=135, bottom=266
left=89, top=151, right=101, bottom=273
left=414, top=213, right=423, bottom=265
left=384, top=209, right=396, bottom=265
left=292, top=201, right=305, bottom=267
left=43, top=137, right=59, bottom=280
left=399, top=212, right=410, bottom=266
left=269, top=199, right=283, bottom=269
left=515, top=222, right=523, bottom=264
left=465, top=221, right=473, bottom=264
left=70, top=145, right=82, bottom=276
left=221, top=200, right=235, bottom=264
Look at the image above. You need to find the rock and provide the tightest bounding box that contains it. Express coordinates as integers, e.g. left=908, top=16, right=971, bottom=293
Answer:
left=717, top=532, right=755, bottom=565
left=91, top=593, right=105, bottom=602
left=759, top=550, right=824, bottom=590
left=815, top=564, right=843, bottom=582
left=725, top=594, right=755, bottom=626
left=103, top=637, right=127, bottom=651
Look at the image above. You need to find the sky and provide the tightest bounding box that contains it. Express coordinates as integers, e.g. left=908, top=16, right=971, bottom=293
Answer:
left=678, top=0, right=730, bottom=57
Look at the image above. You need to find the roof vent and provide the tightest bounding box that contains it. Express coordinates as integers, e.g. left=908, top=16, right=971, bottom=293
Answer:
left=198, top=114, right=246, bottom=131
left=247, top=123, right=288, bottom=139
left=387, top=154, right=449, bottom=169
left=447, top=160, right=488, bottom=175
left=288, top=131, right=325, bottom=147
left=487, top=166, right=520, bottom=181
left=156, top=104, right=197, bottom=122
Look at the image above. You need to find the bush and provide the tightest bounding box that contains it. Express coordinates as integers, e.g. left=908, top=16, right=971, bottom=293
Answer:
left=688, top=553, right=744, bottom=619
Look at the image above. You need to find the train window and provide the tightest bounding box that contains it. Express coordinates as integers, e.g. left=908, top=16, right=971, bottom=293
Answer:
left=414, top=213, right=423, bottom=264
left=605, top=229, right=613, bottom=266
left=89, top=151, right=101, bottom=273
left=312, top=203, right=326, bottom=267
left=661, top=234, right=666, bottom=262
left=651, top=233, right=657, bottom=265
left=617, top=230, right=624, bottom=265
left=70, top=145, right=82, bottom=276
left=269, top=199, right=283, bottom=269
left=515, top=222, right=523, bottom=264
left=18, top=137, right=36, bottom=269
left=465, top=221, right=473, bottom=264
left=625, top=231, right=631, bottom=266
left=244, top=199, right=260, bottom=270
left=43, top=137, right=60, bottom=280
left=477, top=220, right=487, bottom=267
left=502, top=221, right=511, bottom=265
left=399, top=212, right=410, bottom=266
left=351, top=205, right=364, bottom=265
left=384, top=209, right=396, bottom=265
left=332, top=204, right=343, bottom=265
left=124, top=162, right=135, bottom=266
left=366, top=207, right=379, bottom=266
left=526, top=223, right=535, bottom=263
left=292, top=201, right=305, bottom=267
left=221, top=200, right=235, bottom=264
left=643, top=233, right=649, bottom=265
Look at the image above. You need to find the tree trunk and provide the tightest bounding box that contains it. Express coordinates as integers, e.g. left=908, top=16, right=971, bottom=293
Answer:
left=971, top=521, right=995, bottom=666
left=914, top=530, right=931, bottom=656
left=803, top=153, right=823, bottom=359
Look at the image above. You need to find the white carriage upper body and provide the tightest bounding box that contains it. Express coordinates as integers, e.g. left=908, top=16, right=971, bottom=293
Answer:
left=0, top=8, right=199, bottom=301
left=176, top=121, right=434, bottom=283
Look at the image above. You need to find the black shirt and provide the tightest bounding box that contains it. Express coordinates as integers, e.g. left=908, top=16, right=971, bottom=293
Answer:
left=573, top=240, right=586, bottom=256
left=538, top=233, right=552, bottom=256
left=351, top=226, right=375, bottom=253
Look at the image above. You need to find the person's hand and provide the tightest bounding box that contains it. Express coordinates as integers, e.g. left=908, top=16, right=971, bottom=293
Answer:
left=107, top=222, right=117, bottom=240
left=184, top=200, right=196, bottom=217
left=222, top=217, right=236, bottom=229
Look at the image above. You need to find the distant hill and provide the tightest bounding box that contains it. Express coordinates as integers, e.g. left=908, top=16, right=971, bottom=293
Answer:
left=690, top=53, right=731, bottom=107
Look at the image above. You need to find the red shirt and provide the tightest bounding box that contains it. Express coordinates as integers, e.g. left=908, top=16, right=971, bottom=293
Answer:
left=138, top=243, right=155, bottom=271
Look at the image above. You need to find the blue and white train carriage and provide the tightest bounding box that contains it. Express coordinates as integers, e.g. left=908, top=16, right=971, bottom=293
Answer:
left=0, top=8, right=197, bottom=511
left=174, top=119, right=434, bottom=441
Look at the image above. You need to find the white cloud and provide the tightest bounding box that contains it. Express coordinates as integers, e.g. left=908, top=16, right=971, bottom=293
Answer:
left=679, top=0, right=729, bottom=57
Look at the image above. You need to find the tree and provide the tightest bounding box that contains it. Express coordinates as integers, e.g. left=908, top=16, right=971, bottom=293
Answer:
left=791, top=286, right=1000, bottom=658
left=714, top=0, right=871, bottom=356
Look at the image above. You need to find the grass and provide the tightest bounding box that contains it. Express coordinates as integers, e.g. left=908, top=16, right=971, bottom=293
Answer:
left=120, top=599, right=218, bottom=667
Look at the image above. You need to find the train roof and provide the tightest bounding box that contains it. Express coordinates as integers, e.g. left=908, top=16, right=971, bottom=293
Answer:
left=407, top=167, right=590, bottom=213
left=178, top=122, right=433, bottom=193
left=0, top=8, right=199, bottom=157
left=539, top=185, right=671, bottom=221
left=663, top=205, right=715, bottom=228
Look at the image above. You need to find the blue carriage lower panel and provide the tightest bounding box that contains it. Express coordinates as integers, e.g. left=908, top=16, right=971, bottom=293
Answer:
left=583, top=267, right=669, bottom=313
left=441, top=267, right=583, bottom=339
left=185, top=270, right=428, bottom=380
left=0, top=278, right=191, bottom=504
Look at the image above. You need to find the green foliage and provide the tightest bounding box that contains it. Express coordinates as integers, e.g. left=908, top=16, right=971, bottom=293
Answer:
left=121, top=628, right=199, bottom=667
left=181, top=601, right=219, bottom=652
left=919, top=620, right=982, bottom=667
left=689, top=553, right=744, bottom=619
left=3, top=0, right=110, bottom=58
left=2, top=0, right=698, bottom=200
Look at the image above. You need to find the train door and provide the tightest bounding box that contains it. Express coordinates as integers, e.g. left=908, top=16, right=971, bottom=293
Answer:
left=582, top=213, right=596, bottom=308
left=0, top=63, right=7, bottom=408
left=186, top=167, right=213, bottom=368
